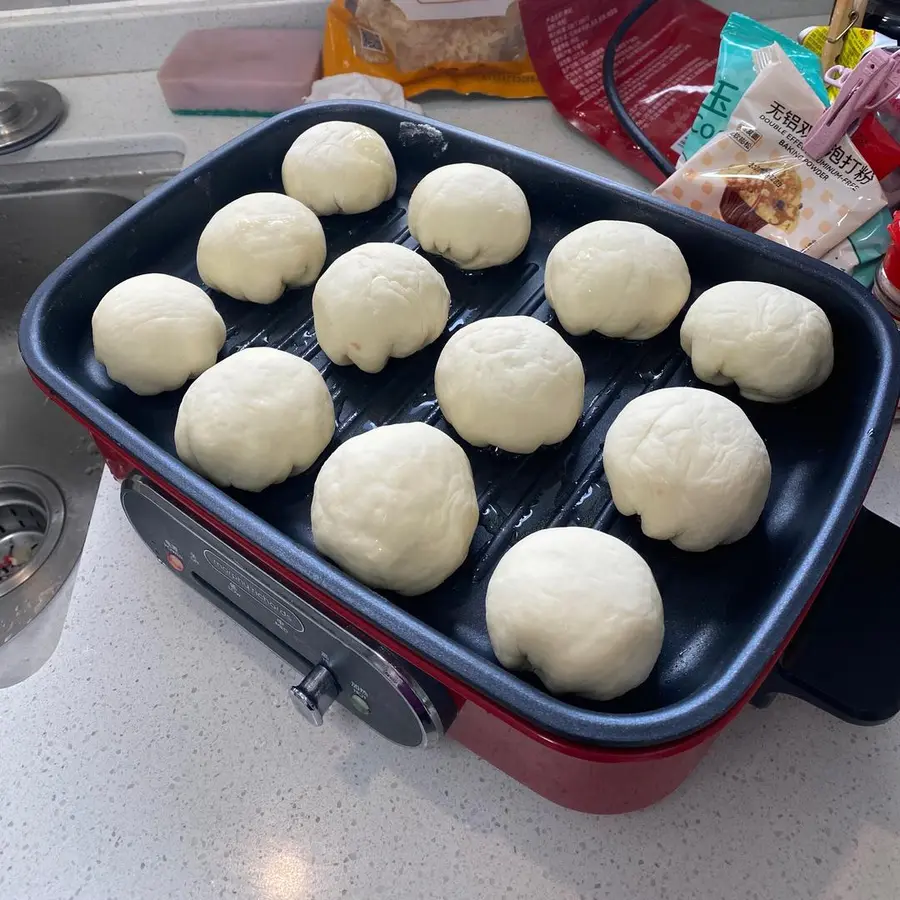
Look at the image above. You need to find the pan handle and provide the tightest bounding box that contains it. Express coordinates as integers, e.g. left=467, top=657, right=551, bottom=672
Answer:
left=752, top=507, right=900, bottom=724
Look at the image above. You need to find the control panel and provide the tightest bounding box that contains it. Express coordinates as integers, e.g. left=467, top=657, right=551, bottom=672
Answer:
left=121, top=475, right=454, bottom=748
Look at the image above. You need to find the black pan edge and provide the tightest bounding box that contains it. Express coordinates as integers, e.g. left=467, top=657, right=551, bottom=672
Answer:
left=19, top=101, right=900, bottom=747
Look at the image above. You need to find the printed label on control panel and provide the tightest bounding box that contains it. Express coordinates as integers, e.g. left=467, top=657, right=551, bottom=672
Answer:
left=203, top=550, right=305, bottom=634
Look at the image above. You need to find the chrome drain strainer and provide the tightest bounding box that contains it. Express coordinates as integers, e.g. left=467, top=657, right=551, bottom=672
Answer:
left=0, top=469, right=64, bottom=599
left=0, top=501, right=45, bottom=582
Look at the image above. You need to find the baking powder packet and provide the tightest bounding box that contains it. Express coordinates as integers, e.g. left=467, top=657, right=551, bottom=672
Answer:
left=654, top=43, right=887, bottom=259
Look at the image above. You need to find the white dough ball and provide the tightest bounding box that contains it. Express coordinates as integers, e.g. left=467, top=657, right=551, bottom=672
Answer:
left=435, top=316, right=584, bottom=453
left=313, top=243, right=450, bottom=373
left=92, top=273, right=225, bottom=396
left=196, top=193, right=326, bottom=304
left=311, top=423, right=479, bottom=596
left=486, top=528, right=664, bottom=700
left=175, top=348, right=334, bottom=492
left=408, top=163, right=531, bottom=269
left=680, top=281, right=834, bottom=403
left=281, top=121, right=397, bottom=215
left=604, top=388, right=771, bottom=552
left=545, top=220, right=691, bottom=340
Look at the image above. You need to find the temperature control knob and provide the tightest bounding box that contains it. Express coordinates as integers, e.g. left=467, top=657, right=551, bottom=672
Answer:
left=290, top=663, right=340, bottom=726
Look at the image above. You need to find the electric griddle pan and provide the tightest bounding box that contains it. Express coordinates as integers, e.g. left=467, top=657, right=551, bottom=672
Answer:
left=19, top=102, right=900, bottom=747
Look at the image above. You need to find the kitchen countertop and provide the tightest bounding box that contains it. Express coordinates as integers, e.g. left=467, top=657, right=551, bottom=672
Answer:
left=2, top=65, right=900, bottom=900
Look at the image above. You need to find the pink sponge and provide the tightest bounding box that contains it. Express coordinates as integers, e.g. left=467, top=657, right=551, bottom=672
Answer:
left=158, top=28, right=323, bottom=116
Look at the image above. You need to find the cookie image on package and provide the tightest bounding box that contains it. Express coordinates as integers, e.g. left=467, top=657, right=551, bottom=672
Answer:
left=718, top=161, right=803, bottom=234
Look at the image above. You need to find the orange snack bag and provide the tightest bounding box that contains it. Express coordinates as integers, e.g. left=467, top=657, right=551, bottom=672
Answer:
left=322, top=0, right=545, bottom=98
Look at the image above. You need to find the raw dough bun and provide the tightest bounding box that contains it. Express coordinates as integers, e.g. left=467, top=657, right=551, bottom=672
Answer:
left=92, top=273, right=225, bottom=396
left=545, top=220, right=691, bottom=340
left=680, top=281, right=834, bottom=403
left=435, top=316, right=584, bottom=453
left=313, top=243, right=450, bottom=373
left=486, top=528, right=664, bottom=701
left=311, top=423, right=479, bottom=595
left=604, top=387, right=771, bottom=552
left=281, top=121, right=397, bottom=215
left=196, top=192, right=326, bottom=304
left=408, top=163, right=531, bottom=269
left=175, top=347, right=334, bottom=492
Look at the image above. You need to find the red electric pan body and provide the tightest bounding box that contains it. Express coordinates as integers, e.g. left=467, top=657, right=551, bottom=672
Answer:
left=20, top=103, right=900, bottom=812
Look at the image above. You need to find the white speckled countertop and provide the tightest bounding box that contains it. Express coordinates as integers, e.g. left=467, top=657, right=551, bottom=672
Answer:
left=2, top=51, right=900, bottom=900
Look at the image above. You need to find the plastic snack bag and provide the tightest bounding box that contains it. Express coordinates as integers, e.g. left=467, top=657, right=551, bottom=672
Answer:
left=820, top=209, right=890, bottom=285
left=682, top=13, right=828, bottom=161
left=654, top=44, right=887, bottom=260
left=322, top=0, right=544, bottom=98
left=520, top=0, right=725, bottom=185
left=306, top=73, right=423, bottom=112
left=680, top=21, right=892, bottom=285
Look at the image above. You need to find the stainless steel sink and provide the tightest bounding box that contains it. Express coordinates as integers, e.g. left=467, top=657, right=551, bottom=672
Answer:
left=0, top=154, right=182, bottom=662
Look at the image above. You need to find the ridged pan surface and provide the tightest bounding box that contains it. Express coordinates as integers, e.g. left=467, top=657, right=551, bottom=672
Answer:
left=19, top=102, right=900, bottom=746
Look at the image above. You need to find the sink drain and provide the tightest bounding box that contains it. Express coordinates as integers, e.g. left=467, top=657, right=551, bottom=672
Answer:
left=0, top=500, right=46, bottom=581
left=0, top=469, right=64, bottom=599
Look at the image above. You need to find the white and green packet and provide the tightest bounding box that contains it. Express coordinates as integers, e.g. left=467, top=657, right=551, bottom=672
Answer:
left=677, top=28, right=890, bottom=285
left=681, top=13, right=829, bottom=162
left=655, top=45, right=888, bottom=266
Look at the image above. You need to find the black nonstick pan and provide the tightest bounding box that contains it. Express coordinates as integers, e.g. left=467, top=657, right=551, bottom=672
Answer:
left=19, top=101, right=900, bottom=747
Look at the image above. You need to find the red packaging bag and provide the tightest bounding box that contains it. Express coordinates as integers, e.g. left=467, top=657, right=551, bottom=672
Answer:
left=520, top=0, right=726, bottom=184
